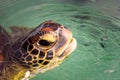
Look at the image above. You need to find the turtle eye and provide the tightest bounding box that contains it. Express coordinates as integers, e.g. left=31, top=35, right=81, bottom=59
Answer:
left=38, top=40, right=50, bottom=46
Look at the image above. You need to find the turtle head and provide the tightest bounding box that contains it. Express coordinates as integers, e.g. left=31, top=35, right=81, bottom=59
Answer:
left=13, top=20, right=77, bottom=71
left=28, top=20, right=77, bottom=63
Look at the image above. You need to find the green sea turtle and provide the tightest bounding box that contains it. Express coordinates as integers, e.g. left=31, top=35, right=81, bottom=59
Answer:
left=0, top=20, right=77, bottom=80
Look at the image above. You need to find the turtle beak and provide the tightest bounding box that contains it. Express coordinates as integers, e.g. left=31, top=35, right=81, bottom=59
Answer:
left=58, top=38, right=77, bottom=59
left=55, top=26, right=77, bottom=59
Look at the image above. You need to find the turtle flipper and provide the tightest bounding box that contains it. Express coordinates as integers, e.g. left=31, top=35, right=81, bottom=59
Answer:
left=0, top=25, right=11, bottom=74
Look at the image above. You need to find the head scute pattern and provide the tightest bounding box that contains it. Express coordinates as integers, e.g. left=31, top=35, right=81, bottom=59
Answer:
left=11, top=21, right=64, bottom=69
left=1, top=20, right=77, bottom=80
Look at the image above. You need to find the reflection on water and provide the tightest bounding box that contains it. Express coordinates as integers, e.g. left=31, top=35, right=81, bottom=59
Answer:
left=0, top=0, right=120, bottom=80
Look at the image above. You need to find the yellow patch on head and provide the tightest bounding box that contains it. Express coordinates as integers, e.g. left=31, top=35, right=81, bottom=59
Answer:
left=41, top=34, right=56, bottom=42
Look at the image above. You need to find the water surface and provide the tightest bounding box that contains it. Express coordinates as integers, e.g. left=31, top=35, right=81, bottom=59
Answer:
left=0, top=0, right=120, bottom=80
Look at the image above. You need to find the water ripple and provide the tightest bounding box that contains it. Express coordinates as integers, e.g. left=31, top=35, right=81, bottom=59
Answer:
left=0, top=2, right=120, bottom=80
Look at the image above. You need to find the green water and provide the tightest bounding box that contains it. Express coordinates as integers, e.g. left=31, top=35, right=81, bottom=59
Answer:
left=0, top=0, right=120, bottom=80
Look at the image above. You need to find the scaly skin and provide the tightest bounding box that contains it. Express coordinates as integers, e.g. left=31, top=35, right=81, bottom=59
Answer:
left=5, top=63, right=27, bottom=80
left=0, top=20, right=77, bottom=80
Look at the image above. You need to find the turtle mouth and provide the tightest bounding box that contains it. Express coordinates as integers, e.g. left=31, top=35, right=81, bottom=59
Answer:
left=58, top=37, right=77, bottom=58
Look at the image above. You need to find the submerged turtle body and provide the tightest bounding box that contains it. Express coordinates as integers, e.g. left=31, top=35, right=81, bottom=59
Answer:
left=0, top=20, right=77, bottom=80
